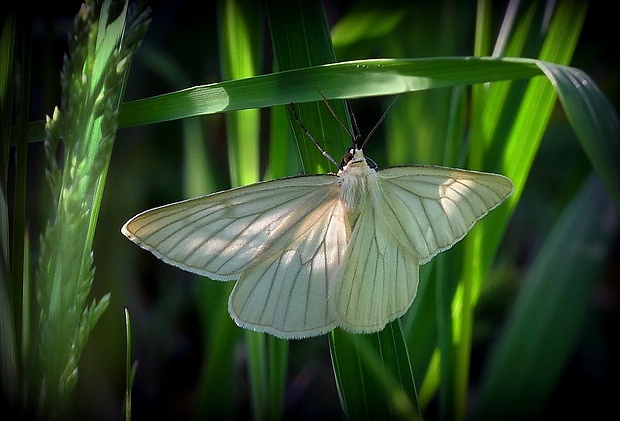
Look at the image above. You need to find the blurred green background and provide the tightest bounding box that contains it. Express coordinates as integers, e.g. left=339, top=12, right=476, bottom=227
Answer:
left=3, top=0, right=618, bottom=419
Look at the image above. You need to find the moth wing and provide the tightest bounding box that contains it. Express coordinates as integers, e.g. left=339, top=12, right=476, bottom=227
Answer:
left=332, top=202, right=420, bottom=333
left=121, top=175, right=341, bottom=280
left=377, top=166, right=513, bottom=264
left=229, top=190, right=350, bottom=338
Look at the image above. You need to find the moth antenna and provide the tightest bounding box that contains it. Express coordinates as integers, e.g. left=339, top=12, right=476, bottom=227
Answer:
left=317, top=91, right=359, bottom=146
left=359, top=95, right=400, bottom=150
left=289, top=102, right=340, bottom=169
left=347, top=101, right=363, bottom=147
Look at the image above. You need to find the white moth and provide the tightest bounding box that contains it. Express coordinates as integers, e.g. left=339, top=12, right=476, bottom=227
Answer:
left=122, top=102, right=513, bottom=339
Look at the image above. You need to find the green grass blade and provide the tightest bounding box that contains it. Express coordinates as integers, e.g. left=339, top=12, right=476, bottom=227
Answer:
left=243, top=333, right=289, bottom=421
left=267, top=1, right=418, bottom=418
left=268, top=104, right=297, bottom=179
left=267, top=336, right=288, bottom=420
left=218, top=0, right=262, bottom=186
left=193, top=0, right=266, bottom=418
left=401, top=261, right=439, bottom=409
left=124, top=308, right=136, bottom=421
left=193, top=289, right=240, bottom=418
left=450, top=3, right=588, bottom=418
left=20, top=57, right=543, bottom=145
left=536, top=62, right=620, bottom=208
left=0, top=187, right=17, bottom=406
left=266, top=0, right=349, bottom=171
left=0, top=11, right=18, bottom=407
left=474, top=174, right=618, bottom=418
left=218, top=1, right=284, bottom=419
left=330, top=324, right=420, bottom=420
left=11, top=13, right=31, bottom=375
left=115, top=58, right=541, bottom=130
left=1, top=11, right=16, bottom=180
left=246, top=331, right=268, bottom=419
left=331, top=5, right=408, bottom=52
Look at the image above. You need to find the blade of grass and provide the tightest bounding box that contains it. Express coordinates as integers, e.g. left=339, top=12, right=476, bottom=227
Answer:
left=20, top=57, right=544, bottom=144
left=450, top=4, right=589, bottom=419
left=193, top=292, right=240, bottom=418
left=267, top=335, right=288, bottom=420
left=246, top=331, right=268, bottom=418
left=536, top=62, right=620, bottom=208
left=218, top=0, right=262, bottom=186
left=331, top=5, right=408, bottom=52
left=194, top=0, right=267, bottom=418
left=401, top=261, right=439, bottom=409
left=217, top=1, right=286, bottom=420
left=116, top=58, right=542, bottom=130
left=434, top=254, right=457, bottom=421
left=266, top=1, right=419, bottom=418
left=123, top=308, right=136, bottom=421
left=474, top=173, right=618, bottom=418
left=0, top=11, right=18, bottom=407
left=267, top=0, right=349, bottom=171
left=267, top=104, right=297, bottom=179
left=329, top=323, right=420, bottom=420
left=243, top=334, right=288, bottom=421
left=1, top=11, right=16, bottom=180
left=11, top=14, right=31, bottom=386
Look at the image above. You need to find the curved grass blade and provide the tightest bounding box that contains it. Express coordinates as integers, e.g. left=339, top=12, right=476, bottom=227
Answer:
left=536, top=62, right=620, bottom=208
left=474, top=173, right=618, bottom=418
left=0, top=11, right=19, bottom=407
left=116, top=57, right=540, bottom=129
left=266, top=2, right=419, bottom=419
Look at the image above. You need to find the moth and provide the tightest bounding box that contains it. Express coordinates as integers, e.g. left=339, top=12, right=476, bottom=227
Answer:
left=122, top=100, right=513, bottom=339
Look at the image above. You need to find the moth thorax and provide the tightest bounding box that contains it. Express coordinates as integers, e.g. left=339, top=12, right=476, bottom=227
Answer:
left=338, top=163, right=377, bottom=214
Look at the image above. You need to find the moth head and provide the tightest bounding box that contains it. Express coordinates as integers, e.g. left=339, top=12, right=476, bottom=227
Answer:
left=340, top=147, right=367, bottom=170
left=340, top=148, right=355, bottom=168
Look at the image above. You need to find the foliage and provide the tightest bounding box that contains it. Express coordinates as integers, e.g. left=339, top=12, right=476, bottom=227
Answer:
left=1, top=0, right=149, bottom=417
left=2, top=0, right=617, bottom=419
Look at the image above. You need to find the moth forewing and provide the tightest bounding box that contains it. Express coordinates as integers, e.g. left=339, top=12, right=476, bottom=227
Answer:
left=375, top=165, right=513, bottom=264
left=121, top=174, right=342, bottom=280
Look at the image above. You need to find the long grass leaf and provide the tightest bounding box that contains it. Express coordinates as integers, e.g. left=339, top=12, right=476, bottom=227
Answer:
left=0, top=11, right=18, bottom=407
left=124, top=308, right=134, bottom=421
left=193, top=1, right=265, bottom=417
left=115, top=58, right=540, bottom=130
left=20, top=57, right=543, bottom=144
left=219, top=1, right=281, bottom=419
left=536, top=62, right=620, bottom=208
left=474, top=174, right=618, bottom=418
left=266, top=0, right=349, bottom=170
left=266, top=1, right=419, bottom=418
left=11, top=13, right=31, bottom=377
left=451, top=2, right=589, bottom=418
left=330, top=324, right=420, bottom=420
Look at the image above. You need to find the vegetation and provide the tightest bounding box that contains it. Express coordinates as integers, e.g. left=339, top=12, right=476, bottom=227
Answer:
left=1, top=0, right=617, bottom=419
